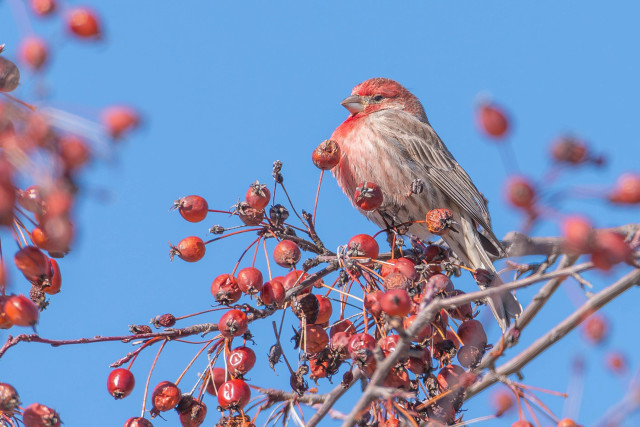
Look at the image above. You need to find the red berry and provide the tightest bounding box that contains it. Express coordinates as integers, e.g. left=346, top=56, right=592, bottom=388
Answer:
left=329, top=331, right=352, bottom=359
left=426, top=273, right=454, bottom=295
left=107, top=369, right=135, bottom=399
left=436, top=364, right=466, bottom=391
left=44, top=258, right=62, bottom=295
left=457, top=345, right=483, bottom=368
left=380, top=257, right=417, bottom=280
left=609, top=173, right=640, bottom=204
left=491, top=388, right=514, bottom=416
left=511, top=422, right=534, bottom=427
left=259, top=279, right=285, bottom=306
left=0, top=382, right=20, bottom=412
left=330, top=319, right=355, bottom=337
left=314, top=295, right=333, bottom=324
left=562, top=216, right=594, bottom=253
left=354, top=182, right=383, bottom=211
left=0, top=296, right=13, bottom=329
left=124, top=418, right=154, bottom=427
left=0, top=57, right=20, bottom=93
left=4, top=295, right=39, bottom=327
left=174, top=195, right=208, bottom=222
left=210, top=274, right=241, bottom=305
left=236, top=267, right=263, bottom=295
left=227, top=346, right=256, bottom=377
left=403, top=315, right=433, bottom=342
left=505, top=176, right=536, bottom=209
left=235, top=202, right=264, bottom=225
left=457, top=319, right=487, bottom=348
left=347, top=234, right=379, bottom=261
left=282, top=270, right=313, bottom=293
left=591, top=230, right=631, bottom=271
left=245, top=181, right=270, bottom=210
left=550, top=136, right=589, bottom=165
left=302, top=324, right=329, bottom=354
left=102, top=106, right=140, bottom=139
left=477, top=102, right=509, bottom=138
left=272, top=240, right=301, bottom=268
left=151, top=381, right=181, bottom=412
left=22, top=403, right=61, bottom=427
left=312, top=139, right=341, bottom=170
left=582, top=313, right=608, bottom=344
left=217, top=379, right=251, bottom=410
left=205, top=367, right=226, bottom=396
left=448, top=290, right=473, bottom=321
left=19, top=37, right=49, bottom=71
left=170, top=236, right=205, bottom=262
left=218, top=309, right=248, bottom=338
left=14, top=246, right=51, bottom=283
left=378, top=334, right=400, bottom=357
left=363, top=291, right=383, bottom=318
left=59, top=135, right=91, bottom=171
left=67, top=8, right=102, bottom=39
left=380, top=289, right=412, bottom=317
left=605, top=351, right=627, bottom=374
left=30, top=0, right=56, bottom=16
left=557, top=419, right=579, bottom=427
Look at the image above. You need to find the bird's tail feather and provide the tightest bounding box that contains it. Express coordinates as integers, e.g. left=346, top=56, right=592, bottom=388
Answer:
left=441, top=213, right=522, bottom=332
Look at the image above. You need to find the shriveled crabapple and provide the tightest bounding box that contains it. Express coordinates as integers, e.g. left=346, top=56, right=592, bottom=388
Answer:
left=272, top=240, right=301, bottom=268
left=348, top=332, right=376, bottom=364
left=124, top=418, right=154, bottom=427
left=426, top=208, right=456, bottom=235
left=151, top=381, right=181, bottom=412
left=205, top=367, right=226, bottom=396
left=22, top=403, right=61, bottom=427
left=505, top=176, right=536, bottom=209
left=152, top=313, right=176, bottom=328
left=107, top=368, right=135, bottom=399
left=210, top=274, right=241, bottom=305
left=608, top=173, right=640, bottom=204
left=176, top=395, right=207, bottom=427
left=312, top=139, right=341, bottom=170
left=173, top=195, right=208, bottom=223
left=234, top=201, right=264, bottom=226
left=0, top=57, right=20, bottom=93
left=0, top=382, right=20, bottom=412
left=550, top=135, right=590, bottom=165
left=4, top=294, right=39, bottom=327
left=477, top=101, right=509, bottom=138
left=217, top=379, right=251, bottom=411
left=19, top=36, right=49, bottom=71
left=259, top=279, right=285, bottom=306
left=383, top=272, right=411, bottom=291
left=236, top=267, right=263, bottom=295
left=329, top=331, right=352, bottom=359
left=227, top=346, right=256, bottom=377
left=245, top=181, right=270, bottom=210
left=218, top=309, right=248, bottom=338
left=378, top=334, right=400, bottom=357
left=354, top=181, right=383, bottom=211
left=380, top=288, right=412, bottom=317
left=169, top=236, right=205, bottom=262
left=67, top=7, right=102, bottom=39
left=291, top=293, right=319, bottom=323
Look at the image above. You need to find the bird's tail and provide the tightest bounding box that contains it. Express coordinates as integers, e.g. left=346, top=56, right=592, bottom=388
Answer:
left=441, top=213, right=522, bottom=332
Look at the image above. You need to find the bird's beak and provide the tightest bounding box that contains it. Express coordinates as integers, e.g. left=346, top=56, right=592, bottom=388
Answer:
left=341, top=95, right=365, bottom=114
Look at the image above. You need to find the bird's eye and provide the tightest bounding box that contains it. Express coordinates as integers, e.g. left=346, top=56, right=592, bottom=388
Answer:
left=372, top=94, right=384, bottom=102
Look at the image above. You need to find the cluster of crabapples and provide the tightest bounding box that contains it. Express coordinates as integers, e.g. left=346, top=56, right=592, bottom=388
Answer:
left=0, top=51, right=139, bottom=336
left=137, top=141, right=511, bottom=426
left=0, top=382, right=61, bottom=427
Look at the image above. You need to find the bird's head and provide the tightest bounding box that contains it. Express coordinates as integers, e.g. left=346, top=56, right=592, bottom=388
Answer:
left=340, top=78, right=427, bottom=121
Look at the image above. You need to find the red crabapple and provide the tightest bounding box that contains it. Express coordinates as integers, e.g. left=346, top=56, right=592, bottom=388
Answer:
left=107, top=368, right=135, bottom=399
left=312, top=139, right=341, bottom=170
left=354, top=182, right=383, bottom=211
left=273, top=240, right=301, bottom=268
left=477, top=102, right=509, bottom=138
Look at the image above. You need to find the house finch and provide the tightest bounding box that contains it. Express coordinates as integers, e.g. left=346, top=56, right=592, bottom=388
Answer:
left=330, top=78, right=521, bottom=331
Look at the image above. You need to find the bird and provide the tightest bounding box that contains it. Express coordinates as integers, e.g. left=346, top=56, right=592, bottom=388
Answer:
left=330, top=77, right=521, bottom=332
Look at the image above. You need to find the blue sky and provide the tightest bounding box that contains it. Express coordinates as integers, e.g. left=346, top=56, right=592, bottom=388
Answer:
left=1, top=1, right=639, bottom=426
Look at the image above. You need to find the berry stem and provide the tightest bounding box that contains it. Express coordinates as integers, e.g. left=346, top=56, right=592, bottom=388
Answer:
left=312, top=170, right=324, bottom=227
left=141, top=339, right=167, bottom=418
left=320, top=283, right=364, bottom=302
left=174, top=340, right=214, bottom=387
left=262, top=237, right=272, bottom=280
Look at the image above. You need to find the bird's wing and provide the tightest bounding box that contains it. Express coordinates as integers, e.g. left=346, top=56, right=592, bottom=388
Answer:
left=373, top=109, right=503, bottom=251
